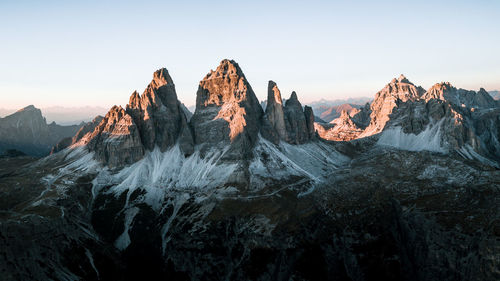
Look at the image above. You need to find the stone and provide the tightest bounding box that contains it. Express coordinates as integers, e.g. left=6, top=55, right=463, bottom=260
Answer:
left=126, top=68, right=194, bottom=156
left=261, top=81, right=287, bottom=144
left=85, top=106, right=144, bottom=168
left=284, top=91, right=310, bottom=144
left=190, top=59, right=263, bottom=159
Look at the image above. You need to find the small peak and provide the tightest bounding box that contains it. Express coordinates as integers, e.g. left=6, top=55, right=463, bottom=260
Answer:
left=128, top=90, right=141, bottom=107
left=432, top=81, right=454, bottom=90
left=289, top=91, right=298, bottom=101
left=398, top=74, right=408, bottom=82
left=267, top=80, right=282, bottom=106
left=151, top=68, right=173, bottom=88
left=18, top=105, right=37, bottom=112
left=203, top=59, right=244, bottom=81
left=478, top=87, right=488, bottom=94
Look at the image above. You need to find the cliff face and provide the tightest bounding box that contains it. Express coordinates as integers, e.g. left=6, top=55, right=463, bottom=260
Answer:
left=190, top=59, right=263, bottom=159
left=360, top=75, right=425, bottom=137
left=261, top=82, right=314, bottom=144
left=85, top=106, right=144, bottom=168
left=79, top=68, right=194, bottom=167
left=126, top=68, right=193, bottom=155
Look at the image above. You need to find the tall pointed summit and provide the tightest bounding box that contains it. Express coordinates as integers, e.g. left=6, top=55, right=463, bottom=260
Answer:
left=190, top=59, right=263, bottom=159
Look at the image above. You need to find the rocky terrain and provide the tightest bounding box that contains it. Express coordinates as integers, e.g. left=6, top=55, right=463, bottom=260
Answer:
left=0, top=105, right=85, bottom=156
left=0, top=61, right=499, bottom=281
left=314, top=103, right=363, bottom=123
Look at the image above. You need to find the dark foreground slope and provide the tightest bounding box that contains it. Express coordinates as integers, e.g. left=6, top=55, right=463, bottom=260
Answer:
left=0, top=141, right=498, bottom=281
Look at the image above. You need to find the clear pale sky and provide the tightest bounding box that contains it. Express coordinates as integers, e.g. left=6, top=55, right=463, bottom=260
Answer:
left=1, top=0, right=499, bottom=109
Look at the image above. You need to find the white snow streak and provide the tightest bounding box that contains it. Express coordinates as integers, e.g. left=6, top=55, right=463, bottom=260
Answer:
left=377, top=120, right=445, bottom=153
left=114, top=207, right=140, bottom=250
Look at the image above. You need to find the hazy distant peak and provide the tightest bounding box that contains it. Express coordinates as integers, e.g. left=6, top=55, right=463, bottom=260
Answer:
left=17, top=105, right=38, bottom=112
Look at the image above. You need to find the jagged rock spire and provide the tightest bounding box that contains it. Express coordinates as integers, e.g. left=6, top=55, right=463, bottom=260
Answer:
left=190, top=59, right=263, bottom=159
left=284, top=91, right=313, bottom=144
left=126, top=68, right=193, bottom=155
left=82, top=67, right=194, bottom=167
left=261, top=81, right=287, bottom=144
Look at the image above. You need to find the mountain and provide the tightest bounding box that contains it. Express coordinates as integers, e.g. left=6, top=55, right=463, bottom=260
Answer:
left=1, top=63, right=499, bottom=281
left=314, top=103, right=364, bottom=123
left=489, top=90, right=500, bottom=100
left=308, top=97, right=372, bottom=108
left=315, top=75, right=500, bottom=166
left=0, top=105, right=84, bottom=156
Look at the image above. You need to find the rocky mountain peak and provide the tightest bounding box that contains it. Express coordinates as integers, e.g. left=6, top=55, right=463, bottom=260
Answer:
left=267, top=80, right=282, bottom=105
left=261, top=81, right=287, bottom=144
left=18, top=105, right=37, bottom=112
left=191, top=59, right=263, bottom=159
left=283, top=91, right=314, bottom=144
left=398, top=74, right=411, bottom=83
left=288, top=91, right=299, bottom=104
left=128, top=91, right=141, bottom=108
left=359, top=75, right=425, bottom=137
left=203, top=59, right=243, bottom=82
left=80, top=67, right=194, bottom=167
left=151, top=67, right=174, bottom=88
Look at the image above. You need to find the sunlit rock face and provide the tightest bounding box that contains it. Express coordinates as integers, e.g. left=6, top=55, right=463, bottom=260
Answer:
left=360, top=74, right=425, bottom=137
left=261, top=81, right=287, bottom=144
left=383, top=82, right=500, bottom=161
left=81, top=68, right=193, bottom=167
left=50, top=115, right=104, bottom=154
left=126, top=68, right=194, bottom=156
left=85, top=106, right=144, bottom=168
left=190, top=59, right=263, bottom=159
left=423, top=82, right=498, bottom=109
left=314, top=110, right=363, bottom=141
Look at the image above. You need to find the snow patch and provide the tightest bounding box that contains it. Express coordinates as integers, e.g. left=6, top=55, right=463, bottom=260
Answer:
left=377, top=120, right=445, bottom=153
left=457, top=145, right=499, bottom=167
left=93, top=144, right=237, bottom=210
left=114, top=207, right=140, bottom=251
left=250, top=136, right=350, bottom=188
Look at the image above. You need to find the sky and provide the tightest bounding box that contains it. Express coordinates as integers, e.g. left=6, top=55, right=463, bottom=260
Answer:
left=1, top=0, right=499, bottom=109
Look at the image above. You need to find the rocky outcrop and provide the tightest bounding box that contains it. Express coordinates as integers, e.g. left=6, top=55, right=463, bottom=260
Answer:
left=81, top=68, right=194, bottom=167
left=283, top=92, right=314, bottom=144
left=360, top=75, right=425, bottom=137
left=50, top=116, right=104, bottom=154
left=315, top=103, right=362, bottom=123
left=261, top=81, right=287, bottom=144
left=190, top=59, right=263, bottom=158
left=423, top=83, right=497, bottom=109
left=350, top=102, right=371, bottom=129
left=379, top=81, right=500, bottom=163
left=126, top=68, right=194, bottom=156
left=304, top=106, right=315, bottom=138
left=314, top=110, right=363, bottom=141
left=261, top=82, right=315, bottom=144
left=0, top=105, right=82, bottom=156
left=85, top=106, right=144, bottom=168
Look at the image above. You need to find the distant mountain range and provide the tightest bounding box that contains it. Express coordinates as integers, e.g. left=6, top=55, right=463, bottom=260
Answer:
left=0, top=105, right=90, bottom=156
left=0, top=106, right=108, bottom=125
